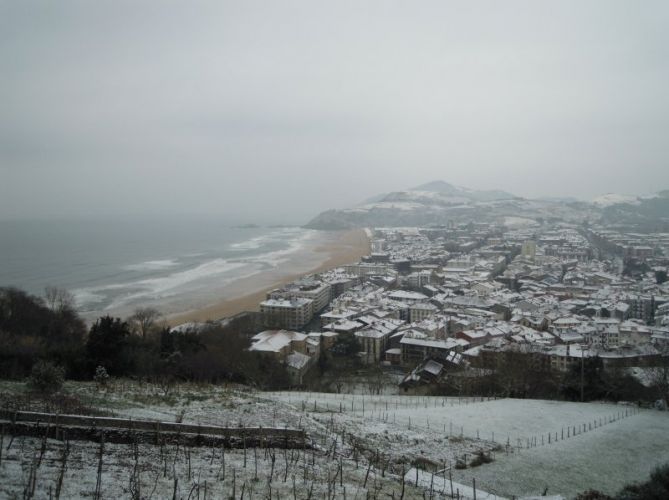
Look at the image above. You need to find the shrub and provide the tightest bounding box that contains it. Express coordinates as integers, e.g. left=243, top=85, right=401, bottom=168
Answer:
left=28, top=361, right=65, bottom=394
left=469, top=450, right=493, bottom=467
left=615, top=463, right=669, bottom=499
left=454, top=459, right=467, bottom=469
left=575, top=491, right=612, bottom=500
left=93, top=365, right=110, bottom=388
left=577, top=463, right=669, bottom=500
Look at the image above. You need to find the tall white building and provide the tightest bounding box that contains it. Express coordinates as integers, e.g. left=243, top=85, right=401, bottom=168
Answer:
left=260, top=298, right=314, bottom=330
left=521, top=240, right=537, bottom=261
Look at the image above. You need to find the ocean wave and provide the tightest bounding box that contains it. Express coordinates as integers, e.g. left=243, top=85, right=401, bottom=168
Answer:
left=110, top=259, right=250, bottom=309
left=74, top=258, right=248, bottom=310
left=74, top=228, right=319, bottom=313
left=228, top=227, right=312, bottom=252
left=240, top=229, right=317, bottom=267
left=72, top=288, right=106, bottom=307
left=229, top=236, right=267, bottom=251
left=124, top=259, right=179, bottom=271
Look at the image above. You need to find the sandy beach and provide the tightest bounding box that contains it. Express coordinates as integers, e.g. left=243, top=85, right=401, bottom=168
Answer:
left=166, top=228, right=370, bottom=326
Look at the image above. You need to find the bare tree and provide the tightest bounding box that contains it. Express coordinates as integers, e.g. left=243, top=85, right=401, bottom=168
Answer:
left=647, top=348, right=669, bottom=407
left=365, top=366, right=385, bottom=395
left=44, top=286, right=75, bottom=313
left=131, top=307, right=161, bottom=339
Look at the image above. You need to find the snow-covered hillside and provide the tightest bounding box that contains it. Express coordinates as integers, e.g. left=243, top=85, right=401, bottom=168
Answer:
left=305, top=181, right=595, bottom=229
left=592, top=193, right=639, bottom=207
left=1, top=382, right=667, bottom=499
left=306, top=181, right=669, bottom=230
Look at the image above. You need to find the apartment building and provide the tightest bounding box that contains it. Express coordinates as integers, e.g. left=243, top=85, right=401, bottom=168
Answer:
left=260, top=298, right=314, bottom=330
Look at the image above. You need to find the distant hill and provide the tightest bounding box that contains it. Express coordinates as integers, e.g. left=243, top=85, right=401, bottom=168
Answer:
left=599, top=190, right=669, bottom=229
left=305, top=180, right=592, bottom=229
left=592, top=193, right=640, bottom=208
left=410, top=180, right=517, bottom=202
left=306, top=180, right=669, bottom=230
left=353, top=181, right=517, bottom=209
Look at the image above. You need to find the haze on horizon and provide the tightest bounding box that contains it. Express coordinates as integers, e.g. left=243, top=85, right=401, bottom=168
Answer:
left=1, top=0, right=668, bottom=224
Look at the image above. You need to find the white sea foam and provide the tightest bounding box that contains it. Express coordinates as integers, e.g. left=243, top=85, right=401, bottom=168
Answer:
left=124, top=259, right=179, bottom=271
left=75, top=228, right=319, bottom=313
left=229, top=237, right=267, bottom=251
left=108, top=259, right=250, bottom=309
left=229, top=227, right=305, bottom=252
left=72, top=288, right=106, bottom=307
left=242, top=229, right=317, bottom=267
left=74, top=258, right=248, bottom=311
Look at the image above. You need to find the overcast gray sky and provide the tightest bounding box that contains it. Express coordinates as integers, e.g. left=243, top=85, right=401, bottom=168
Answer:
left=1, top=0, right=668, bottom=223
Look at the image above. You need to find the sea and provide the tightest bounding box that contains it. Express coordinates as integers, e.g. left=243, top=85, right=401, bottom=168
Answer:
left=0, top=216, right=319, bottom=320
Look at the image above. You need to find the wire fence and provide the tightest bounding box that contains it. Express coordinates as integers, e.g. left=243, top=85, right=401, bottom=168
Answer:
left=269, top=391, right=643, bottom=453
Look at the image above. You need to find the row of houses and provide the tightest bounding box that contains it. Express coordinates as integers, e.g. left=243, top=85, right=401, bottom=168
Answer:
left=246, top=222, right=669, bottom=387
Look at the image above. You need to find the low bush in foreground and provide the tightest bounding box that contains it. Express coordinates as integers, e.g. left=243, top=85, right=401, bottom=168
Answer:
left=616, top=463, right=669, bottom=500
left=577, top=463, right=669, bottom=500
left=27, top=361, right=64, bottom=395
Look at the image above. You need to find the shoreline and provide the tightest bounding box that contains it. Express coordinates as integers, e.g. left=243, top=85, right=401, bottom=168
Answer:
left=166, top=228, right=370, bottom=326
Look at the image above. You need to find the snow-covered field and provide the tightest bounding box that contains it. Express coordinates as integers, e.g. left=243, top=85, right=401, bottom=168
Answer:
left=1, top=381, right=668, bottom=498
left=267, top=392, right=638, bottom=443
left=265, top=392, right=669, bottom=497
left=267, top=393, right=669, bottom=497
left=450, top=408, right=669, bottom=498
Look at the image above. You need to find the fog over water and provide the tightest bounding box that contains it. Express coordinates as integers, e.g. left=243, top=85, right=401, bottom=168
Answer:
left=2, top=0, right=669, bottom=223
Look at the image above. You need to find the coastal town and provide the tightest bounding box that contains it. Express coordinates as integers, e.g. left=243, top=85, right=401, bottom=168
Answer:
left=4, top=1, right=669, bottom=495
left=239, top=222, right=669, bottom=391
left=3, top=218, right=669, bottom=499
left=3, top=182, right=669, bottom=498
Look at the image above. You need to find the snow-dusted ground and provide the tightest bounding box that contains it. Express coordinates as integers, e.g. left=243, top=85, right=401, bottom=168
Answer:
left=591, top=193, right=640, bottom=207
left=264, top=391, right=669, bottom=497
left=450, top=409, right=669, bottom=498
left=0, top=435, right=424, bottom=499
left=0, top=382, right=424, bottom=499
left=406, top=468, right=513, bottom=500
left=1, top=381, right=668, bottom=498
left=266, top=392, right=638, bottom=446
left=503, top=216, right=539, bottom=228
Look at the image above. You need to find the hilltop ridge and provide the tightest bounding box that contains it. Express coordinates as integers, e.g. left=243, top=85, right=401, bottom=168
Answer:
left=305, top=181, right=669, bottom=230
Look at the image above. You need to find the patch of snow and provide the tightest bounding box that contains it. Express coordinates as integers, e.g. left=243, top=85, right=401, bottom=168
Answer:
left=592, top=193, right=640, bottom=207
left=503, top=217, right=539, bottom=228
